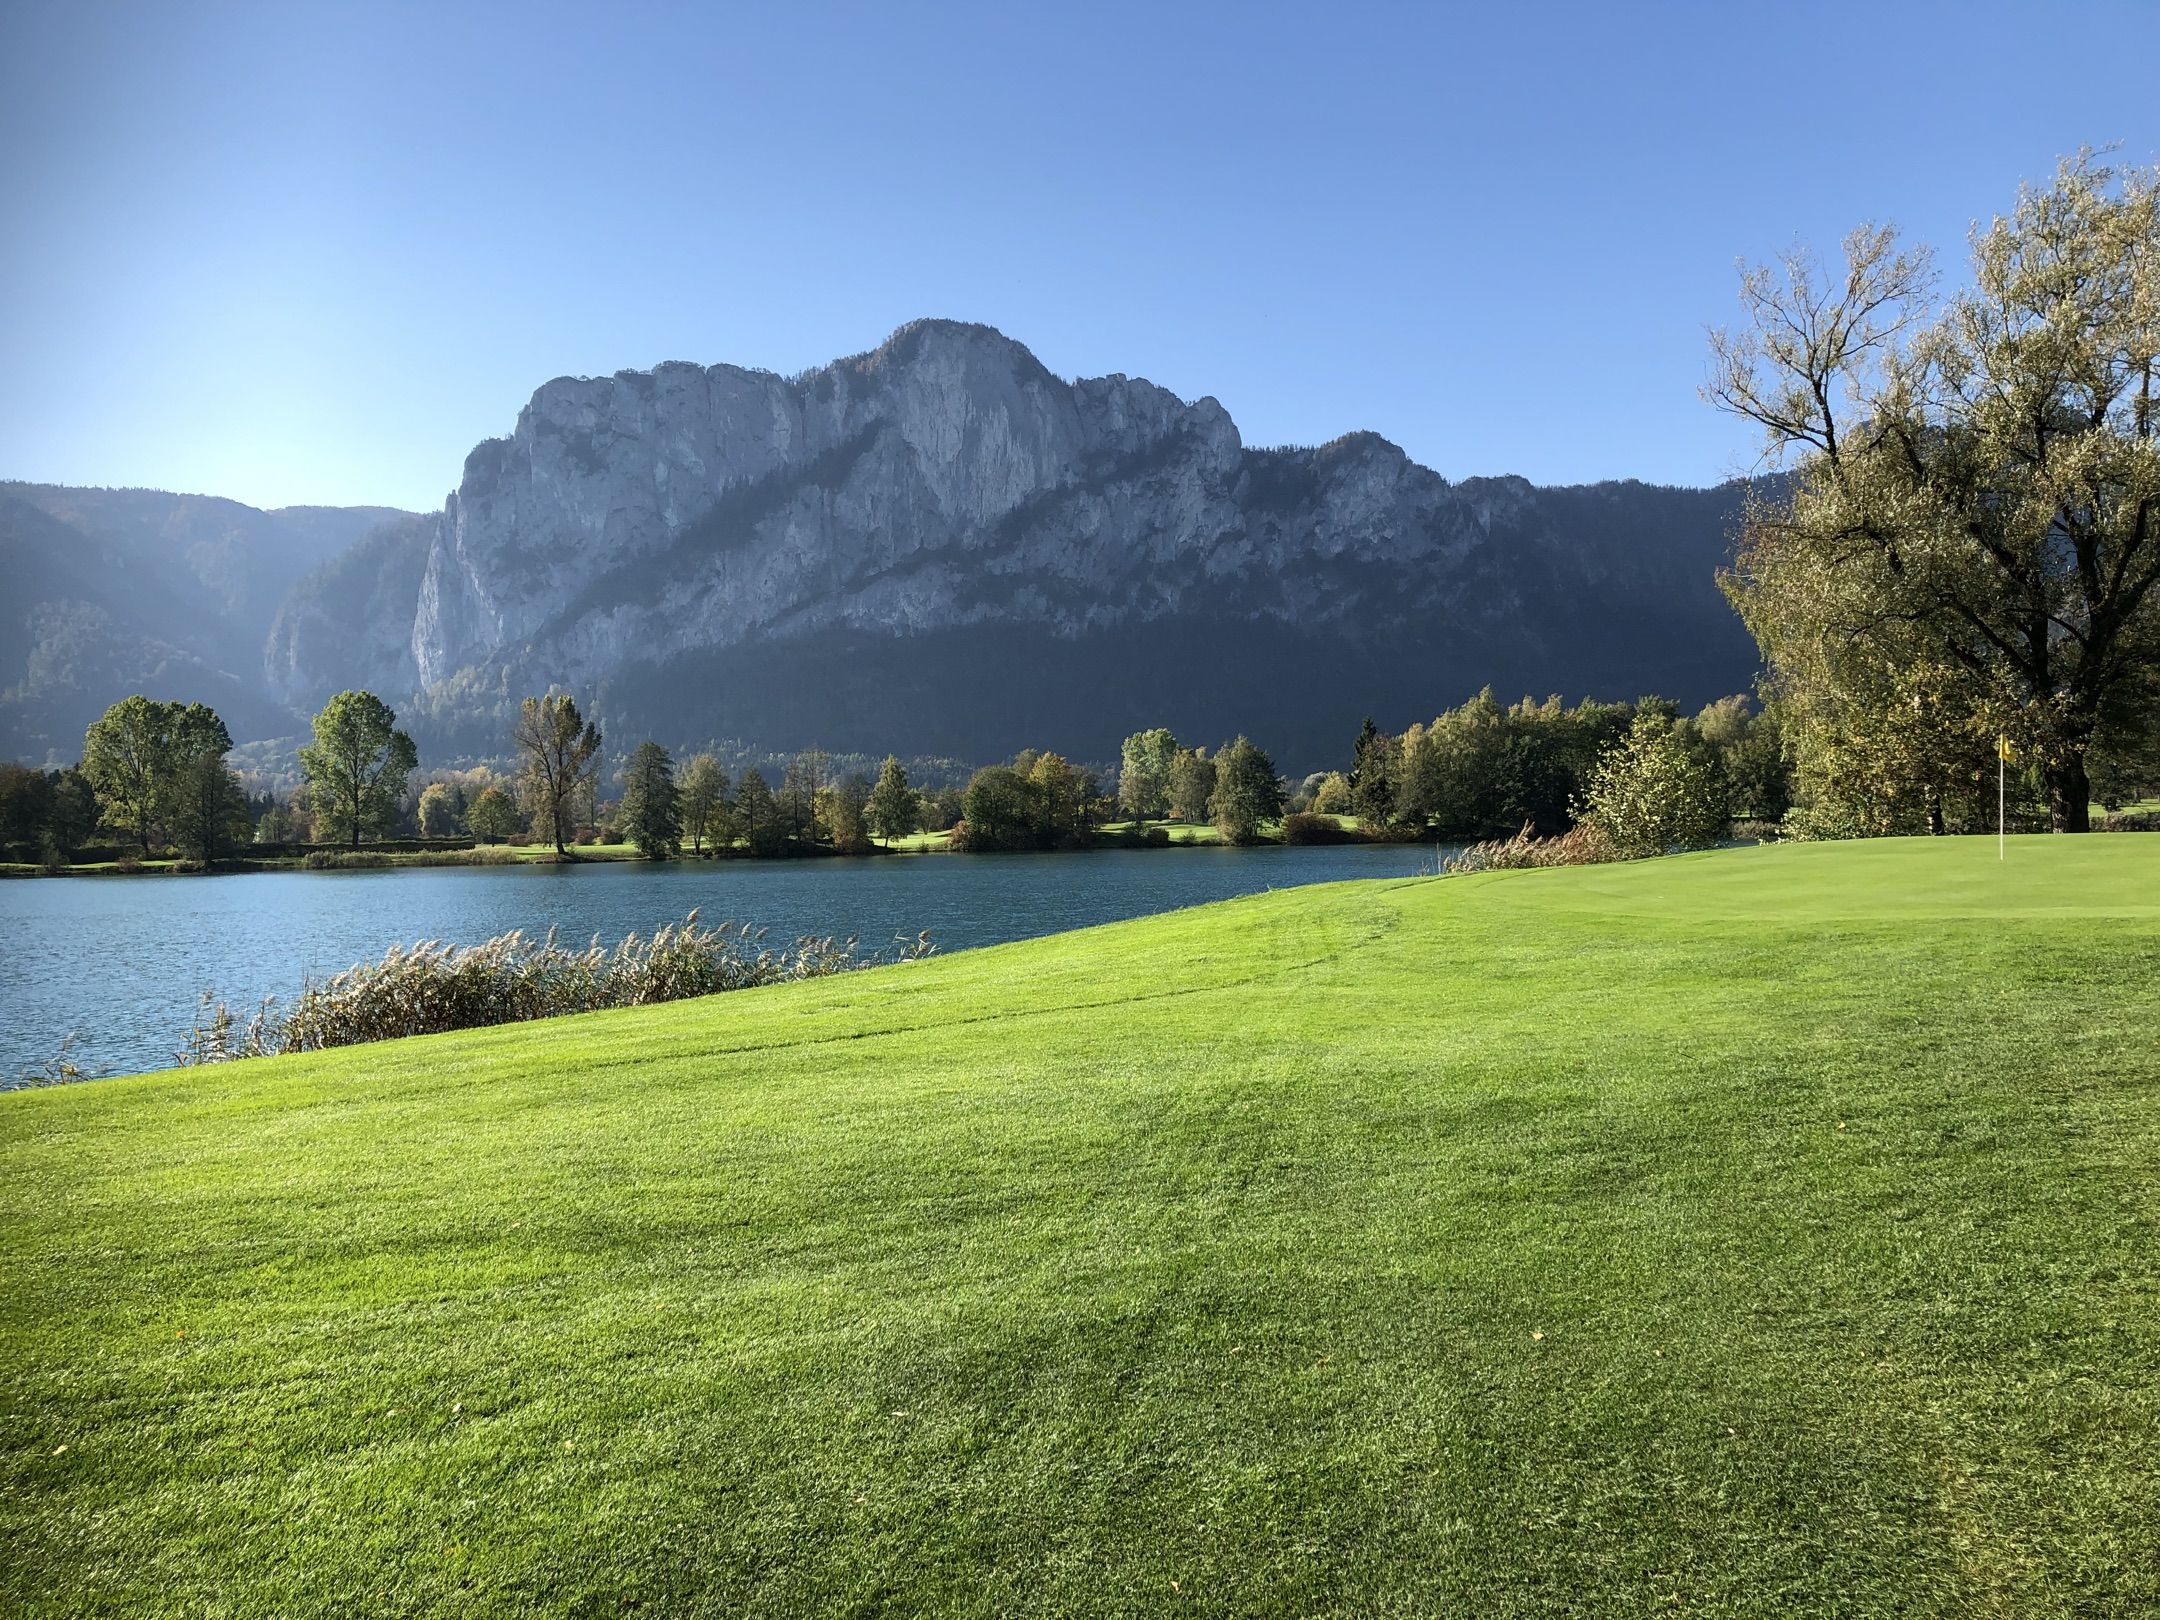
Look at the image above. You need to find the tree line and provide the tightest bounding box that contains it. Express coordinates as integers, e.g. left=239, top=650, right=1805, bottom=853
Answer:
left=7, top=668, right=1799, bottom=869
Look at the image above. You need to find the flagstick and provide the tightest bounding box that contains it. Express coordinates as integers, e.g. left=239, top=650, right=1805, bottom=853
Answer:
left=1999, top=748, right=2006, bottom=860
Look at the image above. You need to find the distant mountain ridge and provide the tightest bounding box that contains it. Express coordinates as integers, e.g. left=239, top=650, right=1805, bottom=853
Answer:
left=7, top=322, right=1767, bottom=767
left=0, top=484, right=411, bottom=762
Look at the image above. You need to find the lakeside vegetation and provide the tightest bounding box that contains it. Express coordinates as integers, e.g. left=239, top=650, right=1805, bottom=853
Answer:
left=4, top=839, right=2157, bottom=1613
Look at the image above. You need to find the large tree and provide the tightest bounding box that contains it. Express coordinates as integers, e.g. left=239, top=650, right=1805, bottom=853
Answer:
left=734, top=767, right=784, bottom=857
left=619, top=740, right=682, bottom=859
left=466, top=785, right=524, bottom=844
left=1209, top=735, right=1284, bottom=845
left=300, top=691, right=418, bottom=847
left=167, top=705, right=246, bottom=865
left=513, top=694, right=602, bottom=856
left=1168, top=747, right=1215, bottom=823
left=81, top=695, right=178, bottom=855
left=1711, top=153, right=2160, bottom=832
left=1118, top=728, right=1180, bottom=827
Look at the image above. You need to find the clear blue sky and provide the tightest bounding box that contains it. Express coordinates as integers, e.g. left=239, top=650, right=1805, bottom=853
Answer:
left=3, top=0, right=2154, bottom=513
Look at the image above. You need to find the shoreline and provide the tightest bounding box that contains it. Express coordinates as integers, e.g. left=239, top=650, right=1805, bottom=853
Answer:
left=0, top=819, right=1423, bottom=878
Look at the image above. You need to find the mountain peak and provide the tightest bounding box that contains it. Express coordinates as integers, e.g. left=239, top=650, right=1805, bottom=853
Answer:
left=845, top=318, right=1058, bottom=387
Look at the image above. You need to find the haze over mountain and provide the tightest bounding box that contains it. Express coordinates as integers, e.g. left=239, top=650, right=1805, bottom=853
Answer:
left=9, top=322, right=1766, bottom=769
left=0, top=485, right=409, bottom=761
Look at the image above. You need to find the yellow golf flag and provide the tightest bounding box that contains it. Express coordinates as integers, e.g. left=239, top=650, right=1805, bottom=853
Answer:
left=1998, top=736, right=2016, bottom=764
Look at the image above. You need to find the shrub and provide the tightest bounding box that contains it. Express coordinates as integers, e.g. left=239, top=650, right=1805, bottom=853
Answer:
left=1281, top=812, right=1354, bottom=845
left=180, top=912, right=937, bottom=1063
left=1581, top=715, right=1729, bottom=858
left=304, top=850, right=392, bottom=870
left=2098, top=810, right=2160, bottom=832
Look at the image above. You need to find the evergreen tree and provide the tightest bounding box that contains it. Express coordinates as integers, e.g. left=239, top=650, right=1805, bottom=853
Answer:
left=735, top=768, right=785, bottom=856
left=1349, top=717, right=1401, bottom=827
left=866, top=755, right=920, bottom=845
left=619, top=740, right=681, bottom=859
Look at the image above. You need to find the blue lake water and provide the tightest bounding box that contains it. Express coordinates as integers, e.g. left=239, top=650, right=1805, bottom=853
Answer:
left=0, top=843, right=1451, bottom=1079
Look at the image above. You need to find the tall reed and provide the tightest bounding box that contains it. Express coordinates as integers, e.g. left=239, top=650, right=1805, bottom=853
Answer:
left=181, top=911, right=934, bottom=1064
left=1444, top=821, right=1618, bottom=873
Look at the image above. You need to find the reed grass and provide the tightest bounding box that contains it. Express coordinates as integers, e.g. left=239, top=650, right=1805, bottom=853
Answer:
left=180, top=911, right=934, bottom=1063
left=1445, top=819, right=1618, bottom=871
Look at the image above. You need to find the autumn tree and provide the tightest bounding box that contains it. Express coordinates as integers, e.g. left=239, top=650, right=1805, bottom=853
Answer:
left=1583, top=713, right=1730, bottom=857
left=513, top=694, right=602, bottom=856
left=1712, top=152, right=2160, bottom=832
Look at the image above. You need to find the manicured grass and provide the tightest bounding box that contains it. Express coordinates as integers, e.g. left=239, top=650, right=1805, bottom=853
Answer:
left=4, top=837, right=2159, bottom=1615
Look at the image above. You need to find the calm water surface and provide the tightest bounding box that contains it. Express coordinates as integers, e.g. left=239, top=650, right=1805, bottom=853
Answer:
left=0, top=844, right=1448, bottom=1079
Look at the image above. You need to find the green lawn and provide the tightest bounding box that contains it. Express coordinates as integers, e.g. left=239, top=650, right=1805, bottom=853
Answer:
left=5, top=837, right=2159, bottom=1615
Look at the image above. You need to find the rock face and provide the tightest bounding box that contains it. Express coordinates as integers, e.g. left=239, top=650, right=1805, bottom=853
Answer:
left=10, top=321, right=1767, bottom=767
left=371, top=320, right=1762, bottom=763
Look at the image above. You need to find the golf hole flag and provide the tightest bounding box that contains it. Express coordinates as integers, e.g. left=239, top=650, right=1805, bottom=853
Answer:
left=1998, top=737, right=2012, bottom=856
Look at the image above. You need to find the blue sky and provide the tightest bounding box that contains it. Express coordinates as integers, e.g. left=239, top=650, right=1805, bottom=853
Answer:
left=2, top=0, right=2154, bottom=512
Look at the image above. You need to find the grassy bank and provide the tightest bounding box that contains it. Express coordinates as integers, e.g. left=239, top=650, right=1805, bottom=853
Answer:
left=4, top=838, right=2158, bottom=1614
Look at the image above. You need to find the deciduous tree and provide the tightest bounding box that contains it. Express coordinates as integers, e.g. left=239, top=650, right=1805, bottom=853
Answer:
left=1712, top=153, right=2160, bottom=831
left=1209, top=735, right=1283, bottom=845
left=467, top=785, right=524, bottom=844
left=677, top=754, right=727, bottom=854
left=416, top=783, right=459, bottom=838
left=1118, top=728, right=1180, bottom=826
left=300, top=691, right=418, bottom=848
left=82, top=695, right=176, bottom=855
left=513, top=694, right=602, bottom=856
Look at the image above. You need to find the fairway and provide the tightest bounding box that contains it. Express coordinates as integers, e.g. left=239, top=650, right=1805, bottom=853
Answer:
left=5, top=837, right=2159, bottom=1616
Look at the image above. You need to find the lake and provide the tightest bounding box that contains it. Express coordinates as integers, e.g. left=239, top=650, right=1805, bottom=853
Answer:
left=0, top=843, right=1451, bottom=1080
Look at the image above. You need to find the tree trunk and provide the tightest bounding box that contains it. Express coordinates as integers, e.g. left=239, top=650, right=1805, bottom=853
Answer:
left=1925, top=787, right=1945, bottom=837
left=2048, top=751, right=2092, bottom=833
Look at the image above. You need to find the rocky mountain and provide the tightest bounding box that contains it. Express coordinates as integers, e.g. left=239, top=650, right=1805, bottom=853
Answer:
left=10, top=322, right=1768, bottom=769
left=277, top=320, right=1766, bottom=767
left=0, top=485, right=410, bottom=761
